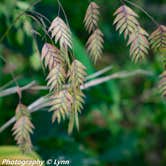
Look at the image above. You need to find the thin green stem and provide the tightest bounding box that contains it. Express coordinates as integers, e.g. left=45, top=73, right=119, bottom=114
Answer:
left=0, top=56, right=21, bottom=102
left=57, top=0, right=70, bottom=27
left=0, top=76, right=21, bottom=91
left=28, top=10, right=51, bottom=23
left=123, top=0, right=159, bottom=26
left=25, top=13, right=53, bottom=43
left=57, top=0, right=75, bottom=67
left=0, top=0, right=41, bottom=43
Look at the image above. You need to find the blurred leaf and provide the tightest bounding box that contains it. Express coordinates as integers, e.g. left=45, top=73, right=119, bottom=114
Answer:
left=16, top=1, right=30, bottom=10
left=73, top=34, right=94, bottom=75
left=0, top=146, right=42, bottom=162
left=30, top=53, right=41, bottom=71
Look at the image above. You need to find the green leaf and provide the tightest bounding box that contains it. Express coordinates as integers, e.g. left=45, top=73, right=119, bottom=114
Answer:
left=73, top=34, right=94, bottom=74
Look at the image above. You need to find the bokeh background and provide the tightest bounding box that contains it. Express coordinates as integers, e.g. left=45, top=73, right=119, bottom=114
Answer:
left=0, top=0, right=166, bottom=165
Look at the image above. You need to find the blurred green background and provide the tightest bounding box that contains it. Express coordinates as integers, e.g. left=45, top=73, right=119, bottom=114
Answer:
left=0, top=0, right=166, bottom=165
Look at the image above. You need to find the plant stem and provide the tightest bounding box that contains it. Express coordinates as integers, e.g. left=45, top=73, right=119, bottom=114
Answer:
left=0, top=68, right=154, bottom=133
left=0, top=0, right=41, bottom=43
left=123, top=0, right=159, bottom=26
